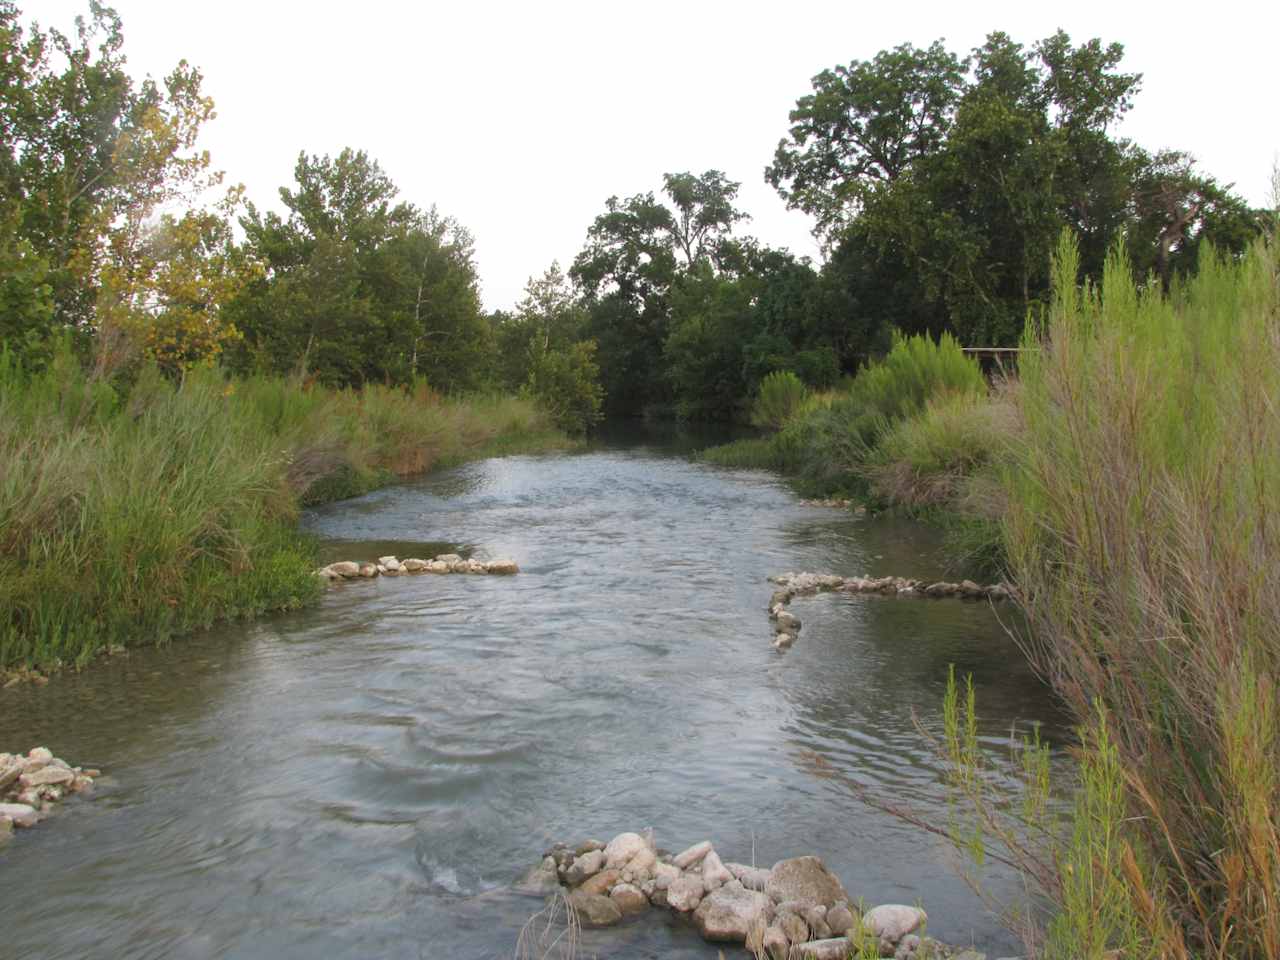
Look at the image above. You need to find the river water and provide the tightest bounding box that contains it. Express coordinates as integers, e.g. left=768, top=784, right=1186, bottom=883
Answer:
left=0, top=425, right=1066, bottom=959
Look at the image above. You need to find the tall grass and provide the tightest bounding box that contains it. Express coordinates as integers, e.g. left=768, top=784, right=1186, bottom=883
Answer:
left=1001, top=231, right=1280, bottom=958
left=0, top=349, right=565, bottom=671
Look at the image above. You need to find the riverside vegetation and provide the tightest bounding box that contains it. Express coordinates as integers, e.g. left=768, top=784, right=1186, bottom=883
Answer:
left=706, top=229, right=1280, bottom=959
left=5, top=3, right=1280, bottom=957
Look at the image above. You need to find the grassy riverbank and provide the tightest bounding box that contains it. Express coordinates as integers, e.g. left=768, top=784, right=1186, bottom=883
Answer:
left=0, top=351, right=569, bottom=673
left=705, top=230, right=1280, bottom=957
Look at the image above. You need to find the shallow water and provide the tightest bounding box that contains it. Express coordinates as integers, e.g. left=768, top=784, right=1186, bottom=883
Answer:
left=0, top=424, right=1067, bottom=959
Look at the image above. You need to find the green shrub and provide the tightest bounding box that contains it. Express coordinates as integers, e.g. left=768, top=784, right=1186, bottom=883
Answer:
left=522, top=340, right=605, bottom=436
left=750, top=370, right=809, bottom=429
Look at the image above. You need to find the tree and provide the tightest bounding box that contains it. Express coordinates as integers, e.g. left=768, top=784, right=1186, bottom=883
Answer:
left=230, top=149, right=489, bottom=389
left=767, top=40, right=968, bottom=237
left=571, top=171, right=748, bottom=415
left=0, top=1, right=218, bottom=363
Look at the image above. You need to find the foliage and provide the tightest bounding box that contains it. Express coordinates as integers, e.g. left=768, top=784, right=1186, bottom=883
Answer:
left=768, top=31, right=1264, bottom=348
left=750, top=371, right=809, bottom=429
left=1000, top=231, right=1280, bottom=957
left=0, top=341, right=566, bottom=671
left=522, top=340, right=605, bottom=436
left=0, top=1, right=221, bottom=367
left=229, top=149, right=490, bottom=390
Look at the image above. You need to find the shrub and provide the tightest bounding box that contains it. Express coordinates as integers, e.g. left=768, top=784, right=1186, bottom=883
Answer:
left=750, top=370, right=809, bottom=429
left=523, top=340, right=605, bottom=436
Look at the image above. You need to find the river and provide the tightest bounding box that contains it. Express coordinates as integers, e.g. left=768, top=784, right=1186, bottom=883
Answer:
left=0, top=425, right=1066, bottom=959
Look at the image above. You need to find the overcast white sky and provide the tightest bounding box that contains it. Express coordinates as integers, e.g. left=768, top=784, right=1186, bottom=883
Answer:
left=37, top=0, right=1280, bottom=311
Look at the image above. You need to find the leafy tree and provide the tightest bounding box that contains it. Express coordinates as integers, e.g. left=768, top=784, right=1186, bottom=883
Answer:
left=0, top=1, right=217, bottom=363
left=571, top=171, right=748, bottom=415
left=522, top=340, right=604, bottom=435
left=230, top=149, right=489, bottom=389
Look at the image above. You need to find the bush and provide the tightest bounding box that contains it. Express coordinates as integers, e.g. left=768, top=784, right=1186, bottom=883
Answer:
left=750, top=370, right=809, bottom=429
left=522, top=340, right=605, bottom=436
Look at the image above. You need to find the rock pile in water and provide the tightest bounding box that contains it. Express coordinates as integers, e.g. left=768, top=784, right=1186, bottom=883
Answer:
left=798, top=498, right=865, bottom=512
left=315, top=553, right=519, bottom=583
left=767, top=572, right=1012, bottom=649
left=519, top=831, right=990, bottom=959
left=0, top=747, right=99, bottom=840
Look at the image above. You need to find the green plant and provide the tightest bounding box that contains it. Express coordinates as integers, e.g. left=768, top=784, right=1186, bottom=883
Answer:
left=750, top=370, right=809, bottom=429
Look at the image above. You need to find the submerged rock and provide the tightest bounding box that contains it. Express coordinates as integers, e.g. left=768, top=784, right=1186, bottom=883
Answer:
left=0, top=803, right=38, bottom=828
left=609, top=882, right=648, bottom=915
left=578, top=869, right=621, bottom=896
left=514, top=856, right=561, bottom=896
left=485, top=558, right=519, bottom=575
left=566, top=889, right=622, bottom=927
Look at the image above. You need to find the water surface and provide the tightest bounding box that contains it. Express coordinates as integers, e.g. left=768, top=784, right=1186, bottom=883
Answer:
left=0, top=426, right=1066, bottom=959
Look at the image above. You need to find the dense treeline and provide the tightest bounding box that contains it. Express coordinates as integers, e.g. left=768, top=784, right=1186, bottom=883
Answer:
left=3, top=4, right=1266, bottom=429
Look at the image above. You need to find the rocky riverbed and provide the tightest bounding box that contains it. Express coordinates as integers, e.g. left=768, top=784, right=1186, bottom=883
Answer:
left=518, top=831, right=1008, bottom=960
left=766, top=572, right=1012, bottom=649
left=0, top=747, right=98, bottom=841
left=315, top=552, right=519, bottom=582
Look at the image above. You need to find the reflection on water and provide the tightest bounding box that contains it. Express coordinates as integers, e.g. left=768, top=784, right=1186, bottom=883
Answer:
left=0, top=423, right=1067, bottom=959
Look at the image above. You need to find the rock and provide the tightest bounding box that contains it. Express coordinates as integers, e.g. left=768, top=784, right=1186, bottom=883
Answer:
left=959, top=579, right=985, bottom=598
left=648, top=886, right=669, bottom=908
left=19, top=765, right=74, bottom=788
left=15, top=788, right=38, bottom=806
left=774, top=610, right=802, bottom=634
left=609, top=882, right=648, bottom=915
left=777, top=910, right=810, bottom=946
left=666, top=874, right=704, bottom=912
left=401, top=558, right=429, bottom=572
left=578, top=868, right=620, bottom=896
left=792, top=937, right=853, bottom=960
left=827, top=902, right=857, bottom=936
left=862, top=904, right=927, bottom=945
left=766, top=856, right=850, bottom=907
left=604, top=831, right=650, bottom=868
left=574, top=839, right=604, bottom=855
left=0, top=759, right=21, bottom=791
left=485, top=558, right=519, bottom=575
left=763, top=923, right=791, bottom=960
left=624, top=847, right=657, bottom=881
left=672, top=839, right=713, bottom=869
left=692, top=880, right=774, bottom=942
left=462, top=559, right=487, bottom=574
left=377, top=556, right=400, bottom=568
left=773, top=632, right=795, bottom=650
left=564, top=849, right=606, bottom=885
left=566, top=890, right=622, bottom=928
left=894, top=934, right=925, bottom=959
left=653, top=861, right=680, bottom=889
left=701, top=849, right=734, bottom=890
left=427, top=560, right=450, bottom=573
left=0, top=803, right=38, bottom=828
left=26, top=747, right=53, bottom=767
left=328, top=561, right=361, bottom=578
left=803, top=904, right=831, bottom=939
left=515, top=856, right=562, bottom=896
left=726, top=862, right=771, bottom=892
left=987, top=584, right=1009, bottom=600
left=925, top=581, right=957, bottom=597
left=434, top=554, right=463, bottom=565
left=357, top=562, right=379, bottom=578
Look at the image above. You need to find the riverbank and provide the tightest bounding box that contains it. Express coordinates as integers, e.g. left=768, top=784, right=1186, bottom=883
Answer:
left=702, top=232, right=1280, bottom=958
left=0, top=352, right=571, bottom=677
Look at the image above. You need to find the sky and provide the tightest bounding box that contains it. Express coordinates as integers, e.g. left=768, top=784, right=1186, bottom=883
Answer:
left=36, top=0, right=1280, bottom=311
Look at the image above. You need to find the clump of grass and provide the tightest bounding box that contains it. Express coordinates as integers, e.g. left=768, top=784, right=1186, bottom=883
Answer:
left=1000, top=230, right=1280, bottom=957
left=0, top=347, right=567, bottom=671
